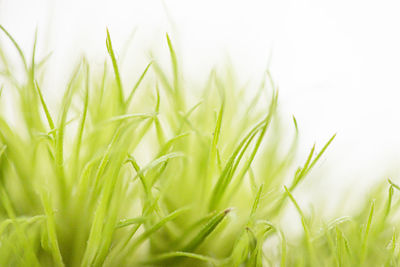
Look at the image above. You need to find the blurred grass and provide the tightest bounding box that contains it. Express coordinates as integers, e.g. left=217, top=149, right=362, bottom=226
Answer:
left=0, top=25, right=399, bottom=266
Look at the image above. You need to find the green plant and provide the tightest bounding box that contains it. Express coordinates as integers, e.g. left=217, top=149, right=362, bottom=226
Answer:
left=0, top=26, right=398, bottom=266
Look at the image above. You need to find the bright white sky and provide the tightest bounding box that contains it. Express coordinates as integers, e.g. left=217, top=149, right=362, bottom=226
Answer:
left=1, top=0, right=400, bottom=209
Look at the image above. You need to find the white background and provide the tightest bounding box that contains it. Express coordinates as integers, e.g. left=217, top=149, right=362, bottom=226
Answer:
left=1, top=0, right=400, bottom=213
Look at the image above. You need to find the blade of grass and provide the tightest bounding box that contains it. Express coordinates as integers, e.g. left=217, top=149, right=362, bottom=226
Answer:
left=116, top=217, right=148, bottom=229
left=141, top=251, right=221, bottom=265
left=209, top=115, right=271, bottom=211
left=127, top=207, right=189, bottom=252
left=73, top=61, right=90, bottom=174
left=106, top=28, right=125, bottom=111
left=166, top=33, right=179, bottom=95
left=0, top=185, right=40, bottom=266
left=40, top=191, right=65, bottom=267
left=0, top=25, right=28, bottom=71
left=103, top=113, right=155, bottom=124
left=227, top=90, right=278, bottom=200
left=55, top=62, right=82, bottom=203
left=34, top=81, right=55, bottom=132
left=126, top=155, right=151, bottom=199
left=284, top=186, right=315, bottom=265
left=388, top=179, right=400, bottom=191
left=182, top=208, right=231, bottom=252
left=257, top=220, right=287, bottom=267
left=0, top=144, right=6, bottom=159
left=125, top=61, right=152, bottom=106
left=133, top=152, right=185, bottom=180
left=360, top=200, right=375, bottom=265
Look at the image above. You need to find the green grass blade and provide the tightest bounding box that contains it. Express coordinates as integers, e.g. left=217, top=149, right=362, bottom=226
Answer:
left=55, top=62, right=81, bottom=203
left=360, top=200, right=375, bottom=264
left=40, top=192, right=65, bottom=267
left=0, top=25, right=28, bottom=71
left=284, top=186, right=315, bottom=264
left=388, top=179, right=400, bottom=191
left=34, top=81, right=55, bottom=131
left=125, top=61, right=152, bottom=106
left=73, top=61, right=90, bottom=173
left=166, top=33, right=179, bottom=94
left=308, top=133, right=336, bottom=172
left=106, top=28, right=125, bottom=111
left=104, top=113, right=155, bottom=124
left=0, top=144, right=6, bottom=159
left=116, top=217, right=148, bottom=229
left=0, top=186, right=40, bottom=266
left=248, top=184, right=264, bottom=226
left=141, top=251, right=221, bottom=265
left=126, top=155, right=151, bottom=198
left=128, top=207, right=189, bottom=251
left=209, top=116, right=268, bottom=210
left=133, top=152, right=185, bottom=181
left=182, top=208, right=231, bottom=252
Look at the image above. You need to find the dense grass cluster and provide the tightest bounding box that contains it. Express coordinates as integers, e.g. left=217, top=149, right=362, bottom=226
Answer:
left=0, top=26, right=399, bottom=266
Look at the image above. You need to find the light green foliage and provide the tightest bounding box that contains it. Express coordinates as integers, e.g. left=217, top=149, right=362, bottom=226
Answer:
left=0, top=26, right=398, bottom=267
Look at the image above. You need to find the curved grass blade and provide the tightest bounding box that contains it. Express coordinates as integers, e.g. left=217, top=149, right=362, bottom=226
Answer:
left=73, top=62, right=90, bottom=173
left=0, top=25, right=28, bottom=71
left=41, top=191, right=65, bottom=267
left=116, top=217, right=148, bottom=229
left=133, top=152, right=185, bottom=181
left=103, top=113, right=155, bottom=124
left=141, top=251, right=221, bottom=265
left=182, top=208, right=231, bottom=252
left=127, top=207, right=189, bottom=252
left=360, top=200, right=375, bottom=265
left=284, top=186, right=315, bottom=264
left=0, top=186, right=40, bottom=266
left=208, top=116, right=269, bottom=211
left=166, top=33, right=179, bottom=94
left=35, top=81, right=55, bottom=131
left=55, top=62, right=82, bottom=203
left=106, top=28, right=125, bottom=110
left=125, top=61, right=152, bottom=106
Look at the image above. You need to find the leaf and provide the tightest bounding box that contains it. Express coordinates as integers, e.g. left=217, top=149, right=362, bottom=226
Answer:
left=128, top=207, right=189, bottom=251
left=125, top=61, right=152, bottom=106
left=361, top=200, right=375, bottom=264
left=35, top=81, right=55, bottom=131
left=133, top=152, right=185, bottom=180
left=106, top=28, right=125, bottom=110
left=0, top=25, right=28, bottom=71
left=182, top=208, right=231, bottom=252
left=116, top=217, right=148, bottom=229
left=141, top=251, right=220, bottom=265
left=41, top=192, right=65, bottom=267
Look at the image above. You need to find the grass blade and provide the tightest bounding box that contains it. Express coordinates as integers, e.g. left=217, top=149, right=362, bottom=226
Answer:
left=360, top=200, right=375, bottom=264
left=182, top=208, right=231, bottom=252
left=0, top=25, right=28, bottom=71
left=41, top=192, right=65, bottom=267
left=35, top=81, right=55, bottom=131
left=106, top=28, right=125, bottom=110
left=141, top=251, right=220, bottom=265
left=125, top=61, right=152, bottom=106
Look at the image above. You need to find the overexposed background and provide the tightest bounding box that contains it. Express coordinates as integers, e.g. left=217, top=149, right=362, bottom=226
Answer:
left=1, top=0, right=400, bottom=213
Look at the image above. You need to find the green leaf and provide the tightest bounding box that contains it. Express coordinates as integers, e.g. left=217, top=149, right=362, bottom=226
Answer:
left=182, top=208, right=231, bottom=252
left=106, top=28, right=125, bottom=110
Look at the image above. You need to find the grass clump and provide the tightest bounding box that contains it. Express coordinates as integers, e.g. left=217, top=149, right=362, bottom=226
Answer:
left=0, top=26, right=399, bottom=266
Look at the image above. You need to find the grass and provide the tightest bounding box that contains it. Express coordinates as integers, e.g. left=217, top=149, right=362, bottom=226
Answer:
left=0, top=25, right=399, bottom=266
